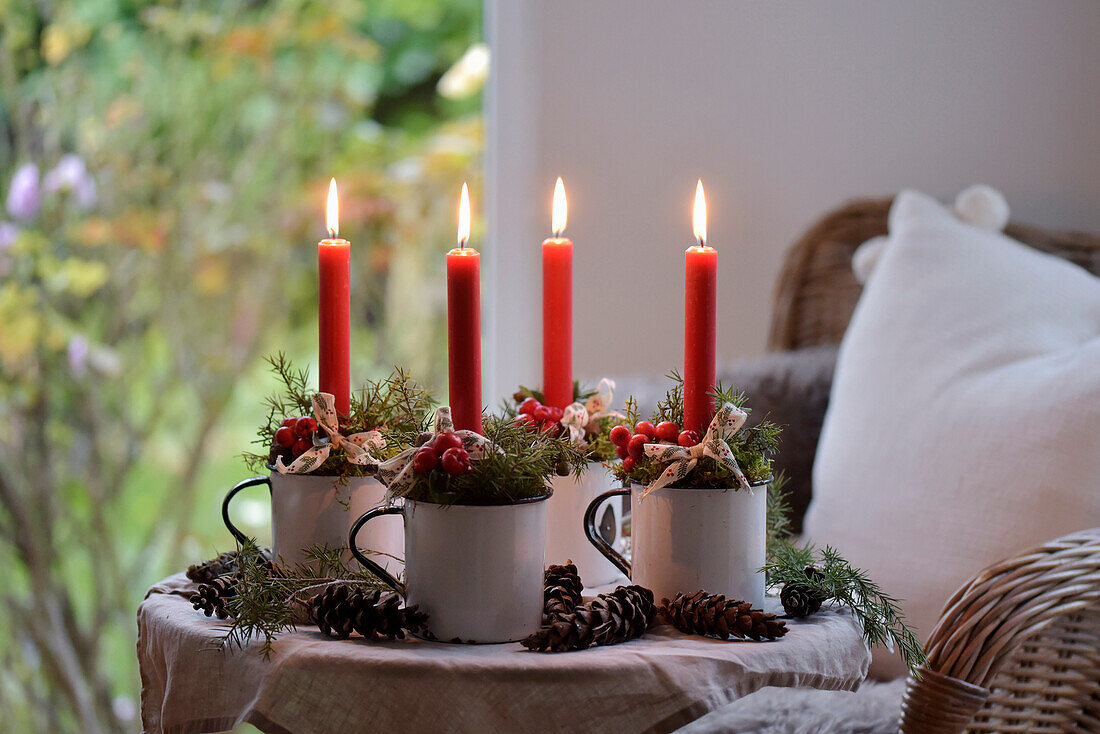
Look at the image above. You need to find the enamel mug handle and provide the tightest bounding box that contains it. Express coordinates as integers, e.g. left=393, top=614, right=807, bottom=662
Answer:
left=222, top=476, right=272, bottom=546
left=349, top=506, right=405, bottom=595
left=584, top=487, right=631, bottom=578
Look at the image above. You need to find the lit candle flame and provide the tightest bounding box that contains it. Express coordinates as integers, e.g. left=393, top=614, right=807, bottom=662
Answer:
left=457, top=182, right=470, bottom=247
left=552, top=177, right=568, bottom=237
left=326, top=178, right=339, bottom=239
left=692, top=179, right=707, bottom=246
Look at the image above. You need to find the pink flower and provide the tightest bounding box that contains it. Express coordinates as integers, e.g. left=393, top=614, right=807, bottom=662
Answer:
left=0, top=221, right=17, bottom=251
left=67, top=334, right=90, bottom=376
left=6, top=163, right=40, bottom=222
left=0, top=221, right=15, bottom=276
left=43, top=155, right=97, bottom=210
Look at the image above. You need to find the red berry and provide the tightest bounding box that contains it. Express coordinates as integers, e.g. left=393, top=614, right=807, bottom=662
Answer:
left=546, top=406, right=564, bottom=423
left=540, top=421, right=560, bottom=435
left=296, top=416, right=318, bottom=437
left=622, top=456, right=636, bottom=473
left=432, top=432, right=464, bottom=455
left=609, top=425, right=631, bottom=446
left=441, top=447, right=471, bottom=475
left=533, top=405, right=554, bottom=423
left=635, top=421, right=657, bottom=440
left=274, top=426, right=296, bottom=448
left=628, top=433, right=648, bottom=459
left=655, top=421, right=680, bottom=443
left=292, top=438, right=311, bottom=457
left=616, top=444, right=629, bottom=459
left=514, top=414, right=536, bottom=429
left=281, top=417, right=297, bottom=428
left=519, top=397, right=540, bottom=415
left=412, top=447, right=438, bottom=474
left=678, top=430, right=701, bottom=447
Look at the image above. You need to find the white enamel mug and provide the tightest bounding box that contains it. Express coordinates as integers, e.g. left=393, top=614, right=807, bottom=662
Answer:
left=223, top=473, right=403, bottom=572
left=351, top=495, right=548, bottom=643
left=546, top=462, right=623, bottom=586
left=585, top=481, right=767, bottom=606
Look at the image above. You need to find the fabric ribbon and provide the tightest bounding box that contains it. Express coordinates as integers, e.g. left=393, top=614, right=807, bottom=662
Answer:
left=638, top=402, right=751, bottom=499
left=377, top=406, right=497, bottom=500
left=560, top=378, right=623, bottom=445
left=275, top=393, right=386, bottom=475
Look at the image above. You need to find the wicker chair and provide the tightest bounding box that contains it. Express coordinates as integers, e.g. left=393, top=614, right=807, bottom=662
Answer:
left=766, top=197, right=1100, bottom=733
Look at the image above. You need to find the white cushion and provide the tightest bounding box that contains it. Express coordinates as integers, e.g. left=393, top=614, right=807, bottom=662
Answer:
left=804, top=190, right=1100, bottom=678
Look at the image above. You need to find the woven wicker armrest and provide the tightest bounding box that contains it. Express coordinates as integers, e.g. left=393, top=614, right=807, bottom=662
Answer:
left=768, top=198, right=1100, bottom=352
left=899, top=527, right=1100, bottom=734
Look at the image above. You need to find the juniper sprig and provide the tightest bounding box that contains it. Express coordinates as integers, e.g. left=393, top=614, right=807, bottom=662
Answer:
left=217, top=540, right=390, bottom=657
left=244, top=353, right=434, bottom=475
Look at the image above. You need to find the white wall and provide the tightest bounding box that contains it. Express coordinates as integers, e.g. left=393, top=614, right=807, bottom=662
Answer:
left=485, top=0, right=1100, bottom=399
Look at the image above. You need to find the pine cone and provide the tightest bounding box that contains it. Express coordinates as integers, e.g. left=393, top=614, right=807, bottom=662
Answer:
left=522, top=584, right=656, bottom=652
left=543, top=561, right=584, bottom=621
left=780, top=566, right=827, bottom=618
left=187, top=548, right=274, bottom=584
left=191, top=575, right=238, bottom=619
left=187, top=551, right=241, bottom=584
left=660, top=590, right=788, bottom=641
left=308, top=583, right=428, bottom=641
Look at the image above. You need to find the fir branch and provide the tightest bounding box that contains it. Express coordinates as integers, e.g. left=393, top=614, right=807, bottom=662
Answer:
left=247, top=357, right=435, bottom=476
left=652, top=370, right=685, bottom=426
left=762, top=538, right=927, bottom=675
left=218, top=539, right=388, bottom=657
left=766, top=472, right=793, bottom=552
left=622, top=395, right=640, bottom=430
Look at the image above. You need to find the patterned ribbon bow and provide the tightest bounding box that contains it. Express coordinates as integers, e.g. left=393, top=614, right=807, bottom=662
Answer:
left=639, top=402, right=751, bottom=499
left=560, top=378, right=623, bottom=445
left=275, top=393, right=386, bottom=475
left=377, top=406, right=497, bottom=500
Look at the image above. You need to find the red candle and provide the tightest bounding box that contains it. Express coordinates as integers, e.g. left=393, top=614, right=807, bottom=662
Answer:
left=542, top=177, right=573, bottom=409
left=319, top=178, right=351, bottom=416
left=447, top=183, right=483, bottom=433
left=684, top=180, right=717, bottom=435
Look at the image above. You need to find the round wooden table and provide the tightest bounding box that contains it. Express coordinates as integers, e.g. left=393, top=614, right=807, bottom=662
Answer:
left=138, top=574, right=870, bottom=734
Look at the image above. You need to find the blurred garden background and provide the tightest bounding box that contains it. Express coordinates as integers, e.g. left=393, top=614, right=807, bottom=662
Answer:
left=0, top=0, right=482, bottom=730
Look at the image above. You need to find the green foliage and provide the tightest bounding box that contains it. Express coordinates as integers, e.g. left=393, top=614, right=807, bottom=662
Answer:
left=763, top=486, right=927, bottom=674
left=585, top=414, right=630, bottom=463
left=221, top=539, right=388, bottom=658
left=766, top=472, right=794, bottom=552
left=0, top=0, right=481, bottom=730
left=390, top=413, right=589, bottom=506
left=611, top=373, right=781, bottom=488
left=244, top=353, right=434, bottom=474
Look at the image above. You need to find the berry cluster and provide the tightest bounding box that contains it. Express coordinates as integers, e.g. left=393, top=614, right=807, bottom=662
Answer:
left=411, top=432, right=472, bottom=476
left=271, top=416, right=320, bottom=463
left=512, top=396, right=566, bottom=436
left=608, top=420, right=700, bottom=473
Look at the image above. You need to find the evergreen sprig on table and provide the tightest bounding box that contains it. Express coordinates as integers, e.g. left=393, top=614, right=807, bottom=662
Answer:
left=763, top=481, right=927, bottom=674
left=213, top=539, right=390, bottom=657
left=612, top=372, right=781, bottom=488
left=244, top=353, right=434, bottom=476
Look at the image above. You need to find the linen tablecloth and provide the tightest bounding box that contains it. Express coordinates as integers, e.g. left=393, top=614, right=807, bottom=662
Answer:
left=138, top=574, right=869, bottom=734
